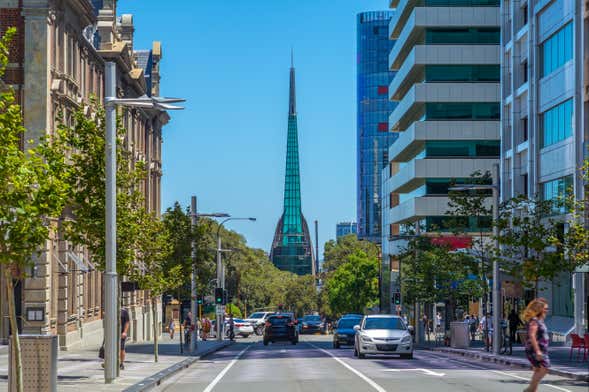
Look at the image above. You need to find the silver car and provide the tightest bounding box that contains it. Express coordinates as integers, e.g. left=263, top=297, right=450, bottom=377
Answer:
left=354, top=315, right=414, bottom=359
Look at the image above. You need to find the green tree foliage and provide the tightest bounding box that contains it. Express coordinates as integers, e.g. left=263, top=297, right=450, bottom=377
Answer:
left=55, top=104, right=145, bottom=276
left=495, top=196, right=564, bottom=295
left=399, top=237, right=484, bottom=316
left=322, top=234, right=379, bottom=272
left=325, top=251, right=379, bottom=316
left=0, top=28, right=69, bottom=392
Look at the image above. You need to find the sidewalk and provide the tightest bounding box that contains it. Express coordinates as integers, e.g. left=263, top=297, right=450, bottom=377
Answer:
left=0, top=335, right=231, bottom=391
left=420, top=338, right=589, bottom=381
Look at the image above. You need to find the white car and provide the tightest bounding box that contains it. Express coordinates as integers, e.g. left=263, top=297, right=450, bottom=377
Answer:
left=354, top=315, right=414, bottom=359
left=233, top=318, right=254, bottom=338
left=244, top=311, right=274, bottom=335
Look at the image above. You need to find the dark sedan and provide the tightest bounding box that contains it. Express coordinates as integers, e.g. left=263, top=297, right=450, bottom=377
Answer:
left=263, top=314, right=298, bottom=345
left=300, top=315, right=325, bottom=334
left=333, top=317, right=362, bottom=348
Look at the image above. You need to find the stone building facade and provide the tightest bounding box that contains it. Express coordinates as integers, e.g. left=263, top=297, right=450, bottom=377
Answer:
left=0, top=0, right=166, bottom=349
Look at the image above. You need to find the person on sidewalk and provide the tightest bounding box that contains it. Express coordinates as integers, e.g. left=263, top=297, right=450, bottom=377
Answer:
left=469, top=314, right=477, bottom=341
left=168, top=318, right=175, bottom=340
left=523, top=298, right=550, bottom=392
left=508, top=308, right=522, bottom=344
left=120, top=308, right=130, bottom=370
left=227, top=314, right=235, bottom=341
left=480, top=312, right=493, bottom=350
left=183, top=311, right=193, bottom=345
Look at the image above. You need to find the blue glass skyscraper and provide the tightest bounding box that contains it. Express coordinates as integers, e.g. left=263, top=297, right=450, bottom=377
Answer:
left=356, top=11, right=397, bottom=243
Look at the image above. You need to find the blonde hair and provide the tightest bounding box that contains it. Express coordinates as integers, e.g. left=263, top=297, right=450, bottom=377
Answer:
left=523, top=298, right=547, bottom=322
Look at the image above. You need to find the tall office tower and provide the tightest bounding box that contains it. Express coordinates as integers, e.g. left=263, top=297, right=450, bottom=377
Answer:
left=336, top=222, right=358, bottom=239
left=500, top=0, right=587, bottom=333
left=381, top=0, right=501, bottom=313
left=357, top=11, right=398, bottom=244
left=270, top=59, right=315, bottom=276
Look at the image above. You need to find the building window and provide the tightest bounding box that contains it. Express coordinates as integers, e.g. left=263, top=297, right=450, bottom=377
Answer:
left=521, top=173, right=528, bottom=197
left=521, top=60, right=528, bottom=84
left=424, top=0, right=499, bottom=5
left=425, top=102, right=500, bottom=120
left=521, top=4, right=528, bottom=27
left=521, top=117, right=528, bottom=142
left=541, top=99, right=573, bottom=147
left=425, top=65, right=500, bottom=82
left=425, top=27, right=500, bottom=45
left=541, top=175, right=573, bottom=213
left=541, top=23, right=573, bottom=77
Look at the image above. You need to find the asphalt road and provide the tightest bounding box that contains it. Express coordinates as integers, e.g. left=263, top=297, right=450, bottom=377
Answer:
left=157, top=335, right=589, bottom=392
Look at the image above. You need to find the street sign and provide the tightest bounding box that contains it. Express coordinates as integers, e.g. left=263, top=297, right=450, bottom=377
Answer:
left=216, top=305, right=224, bottom=315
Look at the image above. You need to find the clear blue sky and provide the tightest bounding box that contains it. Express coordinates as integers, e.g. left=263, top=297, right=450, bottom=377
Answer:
left=119, top=0, right=388, bottom=257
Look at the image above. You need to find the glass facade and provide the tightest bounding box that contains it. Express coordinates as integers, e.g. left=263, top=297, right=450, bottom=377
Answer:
left=541, top=23, right=573, bottom=77
left=419, top=0, right=499, bottom=5
left=541, top=175, right=573, bottom=214
left=425, top=28, right=500, bottom=45
left=425, top=65, right=500, bottom=82
left=541, top=99, right=573, bottom=147
left=425, top=102, right=500, bottom=120
left=336, top=222, right=358, bottom=239
left=357, top=11, right=398, bottom=243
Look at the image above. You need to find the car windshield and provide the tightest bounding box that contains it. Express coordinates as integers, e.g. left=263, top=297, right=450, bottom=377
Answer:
left=269, top=316, right=291, bottom=325
left=233, top=319, right=244, bottom=323
left=337, top=318, right=361, bottom=329
left=249, top=312, right=265, bottom=319
left=364, top=317, right=405, bottom=330
left=303, top=315, right=321, bottom=322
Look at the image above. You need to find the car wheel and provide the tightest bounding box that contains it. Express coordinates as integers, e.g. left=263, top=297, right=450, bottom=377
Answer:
left=263, top=339, right=269, bottom=346
left=291, top=339, right=297, bottom=345
left=333, top=341, right=340, bottom=349
left=401, top=353, right=413, bottom=359
left=358, top=351, right=366, bottom=359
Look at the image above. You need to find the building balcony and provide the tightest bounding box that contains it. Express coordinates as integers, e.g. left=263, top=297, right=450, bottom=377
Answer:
left=387, top=196, right=453, bottom=225
left=389, top=82, right=500, bottom=132
left=389, top=6, right=500, bottom=69
left=389, top=44, right=500, bottom=100
left=388, top=120, right=500, bottom=162
left=388, top=158, right=498, bottom=193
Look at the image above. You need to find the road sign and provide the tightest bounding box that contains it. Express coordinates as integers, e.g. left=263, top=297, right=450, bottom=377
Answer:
left=216, top=305, right=224, bottom=315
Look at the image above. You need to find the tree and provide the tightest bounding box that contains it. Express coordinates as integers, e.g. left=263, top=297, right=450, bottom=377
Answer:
left=131, top=210, right=177, bottom=362
left=283, top=275, right=318, bottom=317
left=0, top=28, right=69, bottom=392
left=322, top=234, right=379, bottom=272
left=398, top=237, right=484, bottom=321
left=56, top=103, right=146, bottom=277
left=325, top=251, right=379, bottom=316
left=495, top=195, right=564, bottom=296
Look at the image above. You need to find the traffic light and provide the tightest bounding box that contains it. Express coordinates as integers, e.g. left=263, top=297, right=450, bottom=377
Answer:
left=215, top=287, right=223, bottom=304
left=393, top=292, right=401, bottom=306
left=197, top=295, right=204, bottom=305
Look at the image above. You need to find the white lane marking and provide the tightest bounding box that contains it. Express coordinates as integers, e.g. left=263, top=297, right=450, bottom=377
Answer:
left=280, top=349, right=287, bottom=353
left=383, top=368, right=445, bottom=377
left=491, top=370, right=572, bottom=392
left=306, top=342, right=387, bottom=392
left=203, top=345, right=250, bottom=392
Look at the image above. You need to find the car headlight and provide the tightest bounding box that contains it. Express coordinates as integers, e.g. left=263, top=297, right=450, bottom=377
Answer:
left=401, top=335, right=412, bottom=344
left=360, top=335, right=372, bottom=343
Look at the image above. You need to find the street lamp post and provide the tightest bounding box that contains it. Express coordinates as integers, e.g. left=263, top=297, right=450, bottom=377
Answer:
left=189, top=195, right=228, bottom=353
left=103, top=62, right=184, bottom=383
left=215, top=217, right=256, bottom=341
left=449, top=163, right=500, bottom=355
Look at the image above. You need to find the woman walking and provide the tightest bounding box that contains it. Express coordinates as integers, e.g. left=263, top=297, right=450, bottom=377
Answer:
left=523, top=298, right=550, bottom=392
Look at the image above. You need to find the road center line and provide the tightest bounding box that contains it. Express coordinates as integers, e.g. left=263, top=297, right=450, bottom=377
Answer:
left=203, top=345, right=250, bottom=392
left=491, top=370, right=572, bottom=392
left=307, top=342, right=387, bottom=392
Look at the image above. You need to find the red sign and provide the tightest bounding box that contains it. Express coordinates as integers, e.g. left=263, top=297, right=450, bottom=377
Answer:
left=430, top=236, right=472, bottom=250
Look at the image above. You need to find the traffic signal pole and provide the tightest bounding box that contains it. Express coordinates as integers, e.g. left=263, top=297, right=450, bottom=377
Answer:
left=190, top=196, right=199, bottom=352
left=216, top=235, right=223, bottom=341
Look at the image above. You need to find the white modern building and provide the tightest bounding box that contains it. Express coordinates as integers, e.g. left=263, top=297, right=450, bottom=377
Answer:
left=500, top=0, right=587, bottom=333
left=381, top=0, right=501, bottom=312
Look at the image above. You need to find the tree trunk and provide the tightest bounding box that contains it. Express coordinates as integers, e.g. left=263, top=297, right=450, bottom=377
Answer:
left=5, top=269, right=22, bottom=392
left=152, top=297, right=158, bottom=362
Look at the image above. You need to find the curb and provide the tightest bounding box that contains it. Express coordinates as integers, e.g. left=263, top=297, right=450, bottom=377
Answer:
left=423, top=346, right=589, bottom=382
left=123, top=341, right=233, bottom=392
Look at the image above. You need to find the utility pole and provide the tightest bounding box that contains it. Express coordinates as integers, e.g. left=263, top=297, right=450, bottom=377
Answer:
left=190, top=196, right=198, bottom=353
left=314, top=220, right=319, bottom=276
left=491, top=163, right=501, bottom=355
left=216, top=234, right=223, bottom=341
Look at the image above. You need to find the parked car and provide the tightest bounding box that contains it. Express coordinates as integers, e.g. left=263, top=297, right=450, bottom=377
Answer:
left=300, top=314, right=325, bottom=334
left=341, top=313, right=364, bottom=319
left=263, top=314, right=298, bottom=345
left=354, top=315, right=414, bottom=359
left=244, top=311, right=274, bottom=335
left=333, top=316, right=363, bottom=348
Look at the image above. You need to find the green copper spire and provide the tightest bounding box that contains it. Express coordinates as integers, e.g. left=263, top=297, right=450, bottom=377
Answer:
left=270, top=58, right=315, bottom=276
